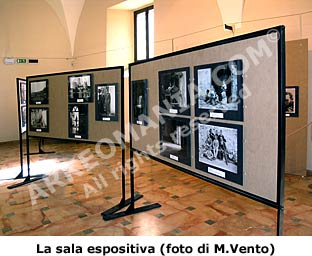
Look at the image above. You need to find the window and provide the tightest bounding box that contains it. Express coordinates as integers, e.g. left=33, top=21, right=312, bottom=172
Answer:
left=134, top=6, right=154, bottom=61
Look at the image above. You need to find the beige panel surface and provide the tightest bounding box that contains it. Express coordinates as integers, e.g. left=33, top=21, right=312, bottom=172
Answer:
left=285, top=39, right=308, bottom=175
left=28, top=68, right=123, bottom=144
left=131, top=32, right=281, bottom=202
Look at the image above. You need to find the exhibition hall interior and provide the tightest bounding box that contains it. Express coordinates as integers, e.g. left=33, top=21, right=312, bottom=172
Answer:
left=0, top=0, right=312, bottom=236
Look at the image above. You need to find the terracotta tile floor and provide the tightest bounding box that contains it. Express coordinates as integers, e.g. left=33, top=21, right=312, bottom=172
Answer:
left=0, top=139, right=311, bottom=236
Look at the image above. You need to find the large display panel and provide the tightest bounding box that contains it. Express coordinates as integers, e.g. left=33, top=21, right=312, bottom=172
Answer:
left=130, top=26, right=285, bottom=204
left=27, top=67, right=123, bottom=144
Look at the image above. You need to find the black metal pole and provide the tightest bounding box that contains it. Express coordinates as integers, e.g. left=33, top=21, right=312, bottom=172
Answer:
left=276, top=26, right=286, bottom=236
left=277, top=206, right=284, bottom=235
left=128, top=149, right=135, bottom=211
left=121, top=139, right=126, bottom=203
left=7, top=78, right=46, bottom=189
left=15, top=78, right=25, bottom=179
left=25, top=123, right=31, bottom=181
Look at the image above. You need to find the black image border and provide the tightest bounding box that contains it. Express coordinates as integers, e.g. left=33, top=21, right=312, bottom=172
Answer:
left=159, top=115, right=191, bottom=167
left=194, top=120, right=243, bottom=185
left=29, top=107, right=49, bottom=133
left=285, top=86, right=299, bottom=118
left=21, top=106, right=27, bottom=134
left=17, top=78, right=27, bottom=134
left=68, top=104, right=89, bottom=140
left=158, top=67, right=191, bottom=116
left=131, top=79, right=149, bottom=126
left=68, top=73, right=94, bottom=103
left=29, top=79, right=49, bottom=105
left=95, top=83, right=119, bottom=122
left=18, top=78, right=26, bottom=106
left=194, top=59, right=244, bottom=121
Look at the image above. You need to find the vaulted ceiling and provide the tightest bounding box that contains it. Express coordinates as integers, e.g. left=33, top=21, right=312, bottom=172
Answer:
left=45, top=0, right=85, bottom=56
left=43, top=0, right=153, bottom=56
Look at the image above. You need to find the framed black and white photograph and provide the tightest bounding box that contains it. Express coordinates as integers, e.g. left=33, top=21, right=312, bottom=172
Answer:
left=29, top=107, right=49, bottom=132
left=68, top=74, right=93, bottom=103
left=159, top=115, right=191, bottom=166
left=195, top=121, right=243, bottom=185
left=17, top=78, right=27, bottom=134
left=132, top=79, right=148, bottom=125
left=29, top=80, right=49, bottom=105
left=21, top=106, right=26, bottom=133
left=68, top=104, right=88, bottom=139
left=159, top=67, right=190, bottom=115
left=194, top=59, right=243, bottom=121
left=285, top=86, right=299, bottom=117
left=19, top=79, right=26, bottom=105
left=95, top=84, right=118, bottom=121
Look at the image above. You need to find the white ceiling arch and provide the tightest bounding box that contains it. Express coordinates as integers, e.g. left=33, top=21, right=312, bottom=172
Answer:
left=45, top=0, right=85, bottom=57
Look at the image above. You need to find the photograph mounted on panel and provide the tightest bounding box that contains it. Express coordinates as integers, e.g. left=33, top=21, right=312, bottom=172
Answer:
left=159, top=115, right=191, bottom=166
left=21, top=106, right=27, bottom=133
left=285, top=86, right=299, bottom=117
left=95, top=84, right=118, bottom=121
left=68, top=104, right=88, bottom=139
left=195, top=59, right=243, bottom=121
left=159, top=67, right=190, bottom=115
left=29, top=80, right=49, bottom=105
left=19, top=79, right=26, bottom=105
left=195, top=121, right=243, bottom=185
left=29, top=107, right=49, bottom=133
left=132, top=79, right=148, bottom=125
left=68, top=74, right=93, bottom=103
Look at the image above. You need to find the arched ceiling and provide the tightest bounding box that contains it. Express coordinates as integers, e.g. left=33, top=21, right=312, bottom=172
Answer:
left=45, top=0, right=85, bottom=57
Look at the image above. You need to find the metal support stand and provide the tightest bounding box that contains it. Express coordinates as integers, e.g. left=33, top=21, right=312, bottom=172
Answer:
left=8, top=138, right=46, bottom=189
left=12, top=135, right=44, bottom=180
left=102, top=149, right=161, bottom=220
left=277, top=206, right=284, bottom=236
left=101, top=67, right=160, bottom=220
left=7, top=79, right=47, bottom=189
left=28, top=138, right=55, bottom=155
left=8, top=132, right=46, bottom=189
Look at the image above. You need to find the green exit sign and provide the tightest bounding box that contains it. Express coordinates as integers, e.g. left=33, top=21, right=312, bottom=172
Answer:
left=16, top=58, right=27, bottom=64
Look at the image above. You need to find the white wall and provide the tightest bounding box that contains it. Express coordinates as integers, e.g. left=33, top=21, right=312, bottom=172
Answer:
left=0, top=0, right=72, bottom=142
left=73, top=0, right=108, bottom=69
left=106, top=9, right=133, bottom=142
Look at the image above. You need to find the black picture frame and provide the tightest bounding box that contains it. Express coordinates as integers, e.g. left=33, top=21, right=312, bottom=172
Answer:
left=195, top=120, right=243, bottom=185
left=29, top=79, right=49, bottom=105
left=285, top=86, right=299, bottom=117
left=29, top=107, right=49, bottom=132
left=159, top=67, right=190, bottom=115
left=19, top=79, right=26, bottom=105
left=68, top=104, right=88, bottom=139
left=159, top=115, right=191, bottom=166
left=17, top=78, right=27, bottom=133
left=68, top=74, right=93, bottom=103
left=194, top=59, right=244, bottom=121
left=131, top=79, right=148, bottom=125
left=95, top=83, right=118, bottom=121
left=21, top=106, right=27, bottom=134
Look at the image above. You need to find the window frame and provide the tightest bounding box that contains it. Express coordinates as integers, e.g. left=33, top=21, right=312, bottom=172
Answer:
left=134, top=5, right=154, bottom=62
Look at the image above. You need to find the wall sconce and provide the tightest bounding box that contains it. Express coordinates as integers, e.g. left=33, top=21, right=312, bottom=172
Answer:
left=224, top=24, right=234, bottom=31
